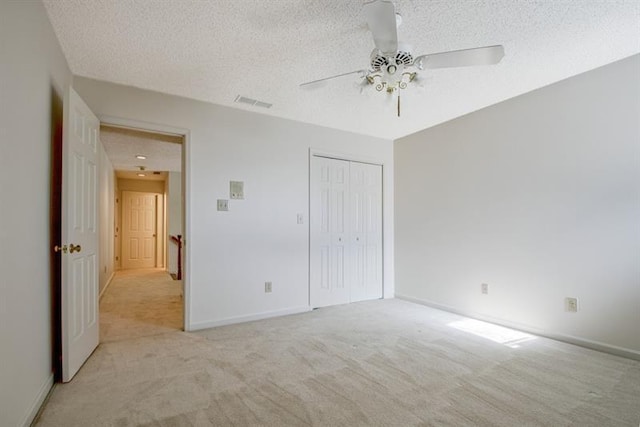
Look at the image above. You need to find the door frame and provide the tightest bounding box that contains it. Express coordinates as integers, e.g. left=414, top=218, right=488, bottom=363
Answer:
left=100, top=115, right=191, bottom=331
left=308, top=148, right=386, bottom=307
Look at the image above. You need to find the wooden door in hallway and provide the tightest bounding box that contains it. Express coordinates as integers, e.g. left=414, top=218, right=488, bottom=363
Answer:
left=122, top=191, right=158, bottom=269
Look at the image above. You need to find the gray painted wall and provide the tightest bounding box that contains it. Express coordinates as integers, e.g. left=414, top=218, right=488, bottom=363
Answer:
left=0, top=1, right=72, bottom=425
left=395, top=55, right=640, bottom=357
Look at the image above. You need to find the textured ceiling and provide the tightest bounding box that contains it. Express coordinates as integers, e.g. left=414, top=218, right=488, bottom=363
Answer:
left=44, top=1, right=640, bottom=140
left=100, top=125, right=182, bottom=173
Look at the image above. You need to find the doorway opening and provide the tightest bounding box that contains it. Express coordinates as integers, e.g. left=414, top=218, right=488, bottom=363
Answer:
left=99, top=124, right=185, bottom=341
left=51, top=87, right=190, bottom=382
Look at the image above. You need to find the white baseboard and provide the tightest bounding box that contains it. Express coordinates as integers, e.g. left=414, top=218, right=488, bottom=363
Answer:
left=20, top=373, right=53, bottom=427
left=187, top=306, right=312, bottom=331
left=99, top=272, right=116, bottom=300
left=395, top=294, right=640, bottom=361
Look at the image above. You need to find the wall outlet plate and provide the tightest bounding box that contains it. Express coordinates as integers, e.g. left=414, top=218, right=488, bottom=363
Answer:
left=265, top=282, right=272, bottom=293
left=217, top=199, right=229, bottom=211
left=566, top=297, right=578, bottom=312
left=481, top=283, right=489, bottom=294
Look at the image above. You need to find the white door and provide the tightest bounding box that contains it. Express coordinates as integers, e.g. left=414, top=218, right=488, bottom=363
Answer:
left=61, top=87, right=100, bottom=382
left=122, top=191, right=157, bottom=269
left=349, top=161, right=383, bottom=302
left=310, top=157, right=351, bottom=307
left=310, top=156, right=383, bottom=308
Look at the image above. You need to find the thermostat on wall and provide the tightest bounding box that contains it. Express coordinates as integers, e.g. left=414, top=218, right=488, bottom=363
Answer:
left=230, top=181, right=244, bottom=199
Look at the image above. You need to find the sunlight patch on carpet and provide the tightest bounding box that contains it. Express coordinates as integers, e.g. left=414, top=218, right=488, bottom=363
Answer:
left=447, top=318, right=537, bottom=348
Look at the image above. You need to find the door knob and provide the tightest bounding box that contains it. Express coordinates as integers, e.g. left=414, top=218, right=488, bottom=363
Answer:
left=69, top=244, right=82, bottom=253
left=54, top=245, right=67, bottom=253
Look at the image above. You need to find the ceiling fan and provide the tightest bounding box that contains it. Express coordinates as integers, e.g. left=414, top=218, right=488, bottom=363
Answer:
left=300, top=0, right=505, bottom=116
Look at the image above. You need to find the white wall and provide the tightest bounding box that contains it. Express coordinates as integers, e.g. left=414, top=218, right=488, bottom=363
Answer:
left=98, top=143, right=115, bottom=295
left=395, top=55, right=640, bottom=358
left=167, top=172, right=182, bottom=276
left=74, top=77, right=395, bottom=330
left=0, top=1, right=72, bottom=425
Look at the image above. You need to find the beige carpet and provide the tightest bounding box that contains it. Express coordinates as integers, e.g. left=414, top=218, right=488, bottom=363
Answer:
left=36, top=273, right=639, bottom=426
left=99, top=268, right=183, bottom=343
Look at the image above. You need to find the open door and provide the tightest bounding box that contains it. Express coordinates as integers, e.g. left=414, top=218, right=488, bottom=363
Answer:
left=59, top=87, right=100, bottom=382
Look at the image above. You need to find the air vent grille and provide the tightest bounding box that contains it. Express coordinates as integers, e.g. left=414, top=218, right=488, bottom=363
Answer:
left=234, top=95, right=272, bottom=109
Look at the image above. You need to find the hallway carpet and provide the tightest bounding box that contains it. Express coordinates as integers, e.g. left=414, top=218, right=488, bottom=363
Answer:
left=100, top=268, right=183, bottom=343
left=36, top=278, right=639, bottom=426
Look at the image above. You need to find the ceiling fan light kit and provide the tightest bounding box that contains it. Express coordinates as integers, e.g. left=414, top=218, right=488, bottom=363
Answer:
left=301, top=0, right=505, bottom=117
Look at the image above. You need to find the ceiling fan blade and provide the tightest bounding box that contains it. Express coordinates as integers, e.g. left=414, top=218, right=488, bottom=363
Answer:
left=364, top=0, right=398, bottom=55
left=414, top=45, right=505, bottom=70
left=300, top=70, right=368, bottom=87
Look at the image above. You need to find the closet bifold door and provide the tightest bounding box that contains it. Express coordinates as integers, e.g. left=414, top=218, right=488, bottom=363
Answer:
left=310, top=156, right=383, bottom=309
left=349, top=161, right=383, bottom=302
left=310, top=156, right=351, bottom=308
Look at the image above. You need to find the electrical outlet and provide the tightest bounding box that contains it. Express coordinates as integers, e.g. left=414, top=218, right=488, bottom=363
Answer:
left=297, top=213, right=304, bottom=224
left=217, top=199, right=229, bottom=211
left=566, top=297, right=578, bottom=312
left=265, top=282, right=272, bottom=293
left=481, top=283, right=489, bottom=294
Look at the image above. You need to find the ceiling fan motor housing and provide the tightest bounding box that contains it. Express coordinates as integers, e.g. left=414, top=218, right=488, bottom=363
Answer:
left=370, top=48, right=414, bottom=72
left=368, top=48, right=415, bottom=92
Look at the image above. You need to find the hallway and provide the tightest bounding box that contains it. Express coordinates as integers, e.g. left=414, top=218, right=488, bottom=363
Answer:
left=100, top=268, right=183, bottom=343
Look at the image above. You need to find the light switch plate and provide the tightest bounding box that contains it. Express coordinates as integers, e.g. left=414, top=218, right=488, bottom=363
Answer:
left=230, top=181, right=244, bottom=199
left=566, top=297, right=578, bottom=312
left=217, top=199, right=229, bottom=211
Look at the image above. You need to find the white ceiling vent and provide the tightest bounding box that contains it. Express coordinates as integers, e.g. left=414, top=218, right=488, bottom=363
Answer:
left=234, top=95, right=272, bottom=109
